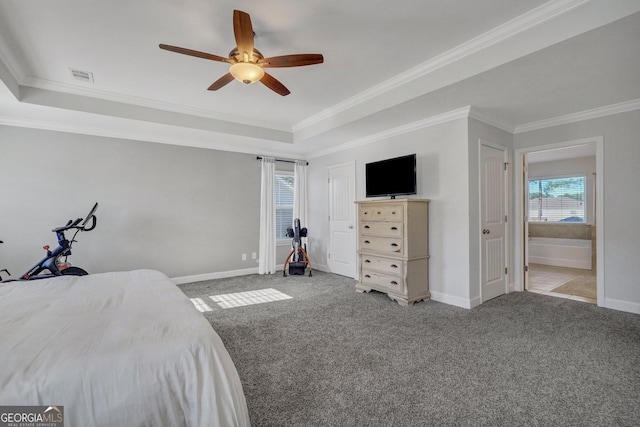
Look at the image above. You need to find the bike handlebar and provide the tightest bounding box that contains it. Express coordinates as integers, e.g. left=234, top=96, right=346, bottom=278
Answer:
left=53, top=218, right=81, bottom=233
left=83, top=215, right=97, bottom=231
left=51, top=203, right=99, bottom=233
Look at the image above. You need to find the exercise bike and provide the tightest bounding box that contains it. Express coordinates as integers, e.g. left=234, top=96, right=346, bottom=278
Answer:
left=9, top=203, right=98, bottom=281
left=282, top=218, right=312, bottom=277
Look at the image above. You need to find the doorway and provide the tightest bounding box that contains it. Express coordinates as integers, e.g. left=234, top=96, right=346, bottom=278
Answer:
left=515, top=137, right=604, bottom=305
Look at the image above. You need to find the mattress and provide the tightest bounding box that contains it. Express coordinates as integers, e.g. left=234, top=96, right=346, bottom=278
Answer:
left=0, top=269, right=250, bottom=426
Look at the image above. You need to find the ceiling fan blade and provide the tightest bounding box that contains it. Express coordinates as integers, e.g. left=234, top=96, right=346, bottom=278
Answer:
left=233, top=10, right=254, bottom=59
left=208, top=73, right=235, bottom=91
left=259, top=54, right=324, bottom=68
left=159, top=44, right=231, bottom=63
left=260, top=72, right=290, bottom=96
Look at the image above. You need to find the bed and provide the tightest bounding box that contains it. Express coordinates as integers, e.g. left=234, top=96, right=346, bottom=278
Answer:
left=0, top=269, right=250, bottom=426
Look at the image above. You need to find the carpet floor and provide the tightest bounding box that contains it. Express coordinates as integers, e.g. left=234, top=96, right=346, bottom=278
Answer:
left=179, top=271, right=640, bottom=427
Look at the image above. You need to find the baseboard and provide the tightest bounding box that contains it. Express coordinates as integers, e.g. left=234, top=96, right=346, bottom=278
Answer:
left=430, top=291, right=473, bottom=309
left=528, top=256, right=591, bottom=270
left=469, top=295, right=483, bottom=309
left=172, top=267, right=258, bottom=285
left=312, top=263, right=331, bottom=273
left=603, top=297, right=640, bottom=315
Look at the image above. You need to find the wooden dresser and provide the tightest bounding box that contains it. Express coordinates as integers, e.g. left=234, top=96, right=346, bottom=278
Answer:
left=355, top=199, right=430, bottom=306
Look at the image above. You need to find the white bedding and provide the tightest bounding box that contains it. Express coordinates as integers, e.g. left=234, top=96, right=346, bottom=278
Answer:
left=0, top=269, right=250, bottom=426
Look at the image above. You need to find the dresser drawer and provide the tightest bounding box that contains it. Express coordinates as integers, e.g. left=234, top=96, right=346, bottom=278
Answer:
left=359, top=204, right=403, bottom=222
left=361, top=254, right=404, bottom=276
left=360, top=221, right=403, bottom=238
left=360, top=236, right=403, bottom=256
left=361, top=270, right=406, bottom=294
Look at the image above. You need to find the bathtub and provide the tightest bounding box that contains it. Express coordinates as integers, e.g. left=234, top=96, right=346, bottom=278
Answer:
left=528, top=237, right=592, bottom=270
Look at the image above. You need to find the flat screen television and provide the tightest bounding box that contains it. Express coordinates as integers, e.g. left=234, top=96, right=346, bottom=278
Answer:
left=365, top=154, right=417, bottom=199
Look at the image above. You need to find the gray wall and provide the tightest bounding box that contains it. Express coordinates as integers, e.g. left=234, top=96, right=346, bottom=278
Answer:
left=308, top=118, right=475, bottom=307
left=514, top=110, right=640, bottom=313
left=0, top=125, right=261, bottom=279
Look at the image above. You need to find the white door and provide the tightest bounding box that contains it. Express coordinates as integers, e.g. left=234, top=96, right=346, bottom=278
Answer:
left=328, top=162, right=356, bottom=278
left=480, top=144, right=508, bottom=302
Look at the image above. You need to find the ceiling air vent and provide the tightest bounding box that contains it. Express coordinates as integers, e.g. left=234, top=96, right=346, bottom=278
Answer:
left=68, top=68, right=94, bottom=83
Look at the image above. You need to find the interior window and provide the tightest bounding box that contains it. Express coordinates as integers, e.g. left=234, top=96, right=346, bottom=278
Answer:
left=528, top=175, right=586, bottom=222
left=275, top=172, right=294, bottom=240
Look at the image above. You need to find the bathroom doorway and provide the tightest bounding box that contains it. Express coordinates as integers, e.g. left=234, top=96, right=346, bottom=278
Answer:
left=515, top=138, right=604, bottom=305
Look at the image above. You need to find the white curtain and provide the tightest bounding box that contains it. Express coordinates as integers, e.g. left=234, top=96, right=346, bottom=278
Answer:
left=293, top=160, right=308, bottom=228
left=258, top=157, right=276, bottom=274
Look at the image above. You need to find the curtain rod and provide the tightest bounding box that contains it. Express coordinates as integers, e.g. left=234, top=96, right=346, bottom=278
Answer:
left=256, top=156, right=308, bottom=165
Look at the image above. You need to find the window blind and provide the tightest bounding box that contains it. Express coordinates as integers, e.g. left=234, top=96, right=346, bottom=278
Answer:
left=528, top=176, right=586, bottom=222
left=275, top=174, right=295, bottom=239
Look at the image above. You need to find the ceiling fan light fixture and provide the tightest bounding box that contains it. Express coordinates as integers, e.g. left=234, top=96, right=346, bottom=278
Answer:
left=229, top=62, right=264, bottom=84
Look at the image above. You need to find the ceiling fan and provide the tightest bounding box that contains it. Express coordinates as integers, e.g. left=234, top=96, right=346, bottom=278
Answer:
left=159, top=10, right=324, bottom=96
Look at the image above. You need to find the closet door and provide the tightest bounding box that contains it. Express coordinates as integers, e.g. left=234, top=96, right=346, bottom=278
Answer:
left=481, top=143, right=508, bottom=302
left=328, top=162, right=356, bottom=278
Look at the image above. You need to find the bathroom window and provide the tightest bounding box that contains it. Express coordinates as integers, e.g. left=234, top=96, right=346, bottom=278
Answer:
left=528, top=175, right=586, bottom=222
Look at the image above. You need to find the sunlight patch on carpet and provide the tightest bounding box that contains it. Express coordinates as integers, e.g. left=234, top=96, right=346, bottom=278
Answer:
left=190, top=297, right=213, bottom=312
left=208, top=288, right=293, bottom=309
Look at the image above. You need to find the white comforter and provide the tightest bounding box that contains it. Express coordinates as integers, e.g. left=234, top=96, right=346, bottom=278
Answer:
left=0, top=269, right=250, bottom=426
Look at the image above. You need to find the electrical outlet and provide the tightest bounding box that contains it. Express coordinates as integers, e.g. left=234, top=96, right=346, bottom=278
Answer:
left=242, top=253, right=247, bottom=261
left=251, top=252, right=257, bottom=259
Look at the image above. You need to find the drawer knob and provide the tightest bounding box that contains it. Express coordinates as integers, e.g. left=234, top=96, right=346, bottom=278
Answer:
left=364, top=225, right=370, bottom=229
left=390, top=281, right=398, bottom=286
left=391, top=243, right=398, bottom=247
left=364, top=240, right=370, bottom=244
left=390, top=264, right=398, bottom=269
left=364, top=259, right=371, bottom=263
left=390, top=226, right=398, bottom=231
left=377, top=211, right=381, bottom=214
left=365, top=274, right=371, bottom=278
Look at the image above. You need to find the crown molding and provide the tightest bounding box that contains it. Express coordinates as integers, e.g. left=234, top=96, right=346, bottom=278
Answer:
left=307, top=106, right=471, bottom=159
left=293, top=0, right=590, bottom=133
left=20, top=76, right=291, bottom=133
left=0, top=113, right=298, bottom=158
left=468, top=108, right=515, bottom=133
left=514, top=99, right=640, bottom=134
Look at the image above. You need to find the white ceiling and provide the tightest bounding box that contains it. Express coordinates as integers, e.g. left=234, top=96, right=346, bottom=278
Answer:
left=0, top=0, right=639, bottom=158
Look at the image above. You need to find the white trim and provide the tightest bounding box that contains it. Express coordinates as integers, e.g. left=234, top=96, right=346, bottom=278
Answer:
left=307, top=107, right=470, bottom=159
left=514, top=136, right=604, bottom=307
left=0, top=114, right=298, bottom=158
left=603, top=298, right=640, bottom=315
left=515, top=99, right=640, bottom=134
left=430, top=291, right=474, bottom=309
left=3, top=94, right=637, bottom=162
left=293, top=0, right=590, bottom=133
left=20, top=76, right=292, bottom=133
left=469, top=108, right=515, bottom=133
left=171, top=267, right=258, bottom=285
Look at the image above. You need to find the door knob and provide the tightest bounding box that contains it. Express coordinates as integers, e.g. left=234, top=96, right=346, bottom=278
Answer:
left=482, top=229, right=490, bottom=235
